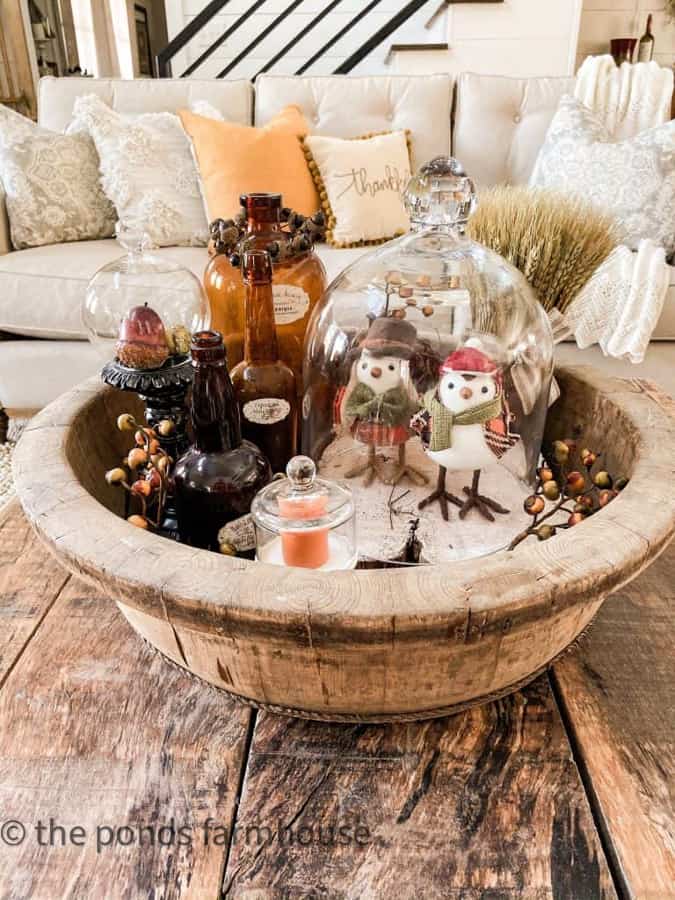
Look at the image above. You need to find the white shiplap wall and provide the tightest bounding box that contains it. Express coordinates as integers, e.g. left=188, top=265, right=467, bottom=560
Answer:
left=576, top=0, right=675, bottom=71
left=165, top=0, right=583, bottom=80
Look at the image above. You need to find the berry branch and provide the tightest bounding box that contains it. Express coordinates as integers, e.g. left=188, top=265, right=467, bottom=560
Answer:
left=508, top=438, right=629, bottom=550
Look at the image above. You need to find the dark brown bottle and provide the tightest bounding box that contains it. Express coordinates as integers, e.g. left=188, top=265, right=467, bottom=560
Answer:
left=173, top=330, right=271, bottom=553
left=230, top=250, right=298, bottom=474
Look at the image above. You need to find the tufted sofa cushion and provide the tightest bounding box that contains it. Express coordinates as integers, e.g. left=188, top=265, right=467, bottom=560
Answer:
left=0, top=239, right=365, bottom=340
left=37, top=76, right=253, bottom=132
left=453, top=72, right=574, bottom=187
left=255, top=74, right=453, bottom=169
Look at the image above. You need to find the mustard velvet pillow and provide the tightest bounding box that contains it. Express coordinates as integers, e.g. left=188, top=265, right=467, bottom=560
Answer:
left=302, top=130, right=412, bottom=247
left=179, top=105, right=319, bottom=220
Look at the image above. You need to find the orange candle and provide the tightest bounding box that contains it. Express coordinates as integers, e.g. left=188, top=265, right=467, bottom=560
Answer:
left=278, top=494, right=329, bottom=568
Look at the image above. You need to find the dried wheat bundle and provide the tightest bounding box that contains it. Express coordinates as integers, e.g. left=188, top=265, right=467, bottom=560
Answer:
left=467, top=186, right=618, bottom=314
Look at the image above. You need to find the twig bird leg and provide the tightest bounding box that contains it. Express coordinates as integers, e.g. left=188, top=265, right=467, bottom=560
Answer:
left=418, top=465, right=463, bottom=521
left=345, top=443, right=382, bottom=487
left=387, top=443, right=429, bottom=486
left=459, top=469, right=510, bottom=522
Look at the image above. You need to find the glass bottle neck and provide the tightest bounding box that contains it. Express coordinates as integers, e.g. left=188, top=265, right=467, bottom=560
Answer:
left=244, top=280, right=279, bottom=365
left=191, top=359, right=242, bottom=453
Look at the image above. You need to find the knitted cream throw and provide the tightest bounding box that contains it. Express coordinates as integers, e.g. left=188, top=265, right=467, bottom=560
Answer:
left=423, top=391, right=502, bottom=452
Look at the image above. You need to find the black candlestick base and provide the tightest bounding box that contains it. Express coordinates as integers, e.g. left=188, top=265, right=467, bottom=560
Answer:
left=102, top=356, right=193, bottom=539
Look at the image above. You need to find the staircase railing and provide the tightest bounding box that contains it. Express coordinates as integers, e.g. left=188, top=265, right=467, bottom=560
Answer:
left=157, top=0, right=502, bottom=80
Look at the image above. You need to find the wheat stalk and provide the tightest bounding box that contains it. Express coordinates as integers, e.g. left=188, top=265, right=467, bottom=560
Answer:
left=467, top=187, right=618, bottom=313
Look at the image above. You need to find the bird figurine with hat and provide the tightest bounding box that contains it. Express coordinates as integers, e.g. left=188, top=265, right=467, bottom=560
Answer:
left=341, top=315, right=427, bottom=487
left=410, top=342, right=519, bottom=521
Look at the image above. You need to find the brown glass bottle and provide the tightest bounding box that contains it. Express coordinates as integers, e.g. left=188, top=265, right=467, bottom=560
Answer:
left=230, top=250, right=298, bottom=474
left=173, top=330, right=271, bottom=553
left=204, top=192, right=326, bottom=394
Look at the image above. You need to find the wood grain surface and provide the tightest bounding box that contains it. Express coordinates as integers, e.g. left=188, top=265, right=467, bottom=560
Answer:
left=0, top=500, right=252, bottom=899
left=553, top=539, right=675, bottom=900
left=223, top=677, right=617, bottom=899
left=0, top=501, right=70, bottom=688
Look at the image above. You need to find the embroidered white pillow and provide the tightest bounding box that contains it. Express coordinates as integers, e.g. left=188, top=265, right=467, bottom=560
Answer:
left=303, top=131, right=411, bottom=247
left=0, top=104, right=116, bottom=250
left=530, top=95, right=675, bottom=255
left=71, top=94, right=221, bottom=247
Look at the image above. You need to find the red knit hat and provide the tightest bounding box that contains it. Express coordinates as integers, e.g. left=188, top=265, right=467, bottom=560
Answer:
left=440, top=346, right=497, bottom=375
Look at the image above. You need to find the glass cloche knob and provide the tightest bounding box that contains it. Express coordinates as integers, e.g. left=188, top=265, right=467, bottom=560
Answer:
left=286, top=455, right=316, bottom=488
left=403, top=156, right=477, bottom=232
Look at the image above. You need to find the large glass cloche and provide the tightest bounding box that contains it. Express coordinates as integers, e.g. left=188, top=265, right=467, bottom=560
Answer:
left=302, top=157, right=554, bottom=565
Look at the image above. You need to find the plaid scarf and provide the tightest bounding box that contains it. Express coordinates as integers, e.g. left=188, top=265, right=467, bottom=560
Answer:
left=423, top=389, right=502, bottom=452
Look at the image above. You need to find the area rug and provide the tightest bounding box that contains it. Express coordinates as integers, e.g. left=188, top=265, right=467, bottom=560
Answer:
left=0, top=440, right=15, bottom=512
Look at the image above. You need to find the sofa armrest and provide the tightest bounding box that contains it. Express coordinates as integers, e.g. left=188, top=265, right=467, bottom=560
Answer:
left=0, top=185, right=11, bottom=256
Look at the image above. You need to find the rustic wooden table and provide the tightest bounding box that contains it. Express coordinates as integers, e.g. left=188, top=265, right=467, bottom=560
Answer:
left=0, top=499, right=672, bottom=900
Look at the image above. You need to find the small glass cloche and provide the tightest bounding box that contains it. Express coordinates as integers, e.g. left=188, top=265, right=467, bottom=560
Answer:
left=82, top=223, right=210, bottom=368
left=251, top=456, right=357, bottom=570
left=302, top=157, right=554, bottom=565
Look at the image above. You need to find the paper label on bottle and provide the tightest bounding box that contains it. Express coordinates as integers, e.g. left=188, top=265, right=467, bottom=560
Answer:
left=243, top=398, right=291, bottom=426
left=218, top=514, right=256, bottom=553
left=273, top=284, right=310, bottom=325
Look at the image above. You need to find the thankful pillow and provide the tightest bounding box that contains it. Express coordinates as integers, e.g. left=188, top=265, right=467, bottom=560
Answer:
left=0, top=104, right=115, bottom=250
left=530, top=95, right=675, bottom=255
left=179, top=105, right=319, bottom=221
left=302, top=131, right=412, bottom=248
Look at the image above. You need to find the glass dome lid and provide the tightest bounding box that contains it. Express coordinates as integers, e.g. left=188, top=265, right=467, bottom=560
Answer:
left=83, top=223, right=210, bottom=367
left=302, top=157, right=554, bottom=566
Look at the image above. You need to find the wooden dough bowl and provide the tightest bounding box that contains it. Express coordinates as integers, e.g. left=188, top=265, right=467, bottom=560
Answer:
left=13, top=367, right=675, bottom=723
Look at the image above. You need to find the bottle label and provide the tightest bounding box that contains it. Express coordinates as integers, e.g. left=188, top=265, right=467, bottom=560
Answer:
left=218, top=514, right=256, bottom=553
left=273, top=284, right=310, bottom=325
left=243, top=398, right=291, bottom=425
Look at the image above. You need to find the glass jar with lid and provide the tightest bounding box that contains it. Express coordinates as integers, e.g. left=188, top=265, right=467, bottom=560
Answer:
left=251, top=456, right=357, bottom=570
left=301, top=157, right=554, bottom=565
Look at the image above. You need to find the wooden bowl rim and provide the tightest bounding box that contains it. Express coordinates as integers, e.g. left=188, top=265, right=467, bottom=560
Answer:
left=13, top=366, right=675, bottom=636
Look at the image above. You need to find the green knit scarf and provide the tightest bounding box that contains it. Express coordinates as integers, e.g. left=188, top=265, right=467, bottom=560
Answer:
left=423, top=390, right=502, bottom=452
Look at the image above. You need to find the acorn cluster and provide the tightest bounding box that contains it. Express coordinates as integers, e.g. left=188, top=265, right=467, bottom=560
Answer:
left=208, top=208, right=326, bottom=265
left=509, top=437, right=629, bottom=549
left=104, top=414, right=176, bottom=530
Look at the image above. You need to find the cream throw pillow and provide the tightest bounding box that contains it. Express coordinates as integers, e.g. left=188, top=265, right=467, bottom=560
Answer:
left=0, top=104, right=115, bottom=250
left=530, top=95, right=675, bottom=255
left=303, top=131, right=412, bottom=247
left=72, top=94, right=222, bottom=247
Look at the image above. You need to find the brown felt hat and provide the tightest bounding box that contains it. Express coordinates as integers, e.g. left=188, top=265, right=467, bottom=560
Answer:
left=358, top=316, right=417, bottom=359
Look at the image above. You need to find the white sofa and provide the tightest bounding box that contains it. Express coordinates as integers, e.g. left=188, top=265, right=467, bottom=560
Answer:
left=1, top=72, right=673, bottom=425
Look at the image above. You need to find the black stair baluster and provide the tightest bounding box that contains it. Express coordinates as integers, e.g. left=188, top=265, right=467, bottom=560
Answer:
left=294, top=0, right=383, bottom=76
left=182, top=0, right=270, bottom=77
left=253, top=0, right=346, bottom=80
left=157, top=0, right=232, bottom=77
left=217, top=0, right=305, bottom=78
left=334, top=0, right=434, bottom=74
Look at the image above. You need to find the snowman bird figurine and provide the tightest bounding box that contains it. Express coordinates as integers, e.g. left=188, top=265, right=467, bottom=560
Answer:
left=412, top=346, right=518, bottom=521
left=343, top=316, right=426, bottom=487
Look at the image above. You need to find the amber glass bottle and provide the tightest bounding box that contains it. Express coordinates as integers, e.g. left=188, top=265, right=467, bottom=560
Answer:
left=230, top=251, right=298, bottom=474
left=204, top=192, right=326, bottom=396
left=173, top=330, right=271, bottom=553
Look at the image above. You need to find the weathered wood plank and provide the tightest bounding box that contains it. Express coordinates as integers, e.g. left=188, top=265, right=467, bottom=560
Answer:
left=0, top=551, right=252, bottom=899
left=223, top=677, right=616, bottom=899
left=0, top=500, right=70, bottom=688
left=552, top=540, right=675, bottom=900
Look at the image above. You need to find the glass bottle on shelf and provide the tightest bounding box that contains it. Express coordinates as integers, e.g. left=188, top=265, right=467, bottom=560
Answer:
left=230, top=250, right=298, bottom=475
left=173, top=330, right=271, bottom=553
left=203, top=192, right=327, bottom=395
left=637, top=14, right=654, bottom=63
